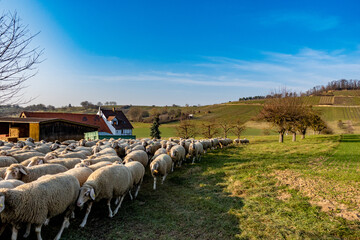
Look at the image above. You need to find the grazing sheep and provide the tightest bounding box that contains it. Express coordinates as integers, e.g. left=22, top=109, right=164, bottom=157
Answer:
left=76, top=164, right=132, bottom=228
left=0, top=179, right=24, bottom=189
left=189, top=141, right=204, bottom=164
left=33, top=145, right=51, bottom=154
left=63, top=167, right=93, bottom=186
left=75, top=161, right=113, bottom=171
left=59, top=151, right=87, bottom=159
left=4, top=163, right=68, bottom=183
left=0, top=173, right=80, bottom=240
left=82, top=155, right=121, bottom=165
left=123, top=150, right=148, bottom=167
left=145, top=142, right=161, bottom=158
left=27, top=157, right=82, bottom=169
left=96, top=147, right=118, bottom=156
left=170, top=145, right=186, bottom=170
left=123, top=161, right=145, bottom=199
left=150, top=148, right=167, bottom=162
left=240, top=138, right=250, bottom=144
left=200, top=140, right=211, bottom=153
left=11, top=151, right=45, bottom=163
left=150, top=154, right=172, bottom=190
left=44, top=151, right=59, bottom=160
left=0, top=156, right=18, bottom=168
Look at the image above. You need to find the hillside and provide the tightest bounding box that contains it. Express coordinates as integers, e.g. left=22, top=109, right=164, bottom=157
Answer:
left=3, top=90, right=360, bottom=138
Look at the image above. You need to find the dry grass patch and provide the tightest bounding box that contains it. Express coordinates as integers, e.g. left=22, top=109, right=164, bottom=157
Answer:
left=274, top=170, right=360, bottom=221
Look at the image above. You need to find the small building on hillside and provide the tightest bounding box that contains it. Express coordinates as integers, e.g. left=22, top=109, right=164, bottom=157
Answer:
left=0, top=117, right=98, bottom=142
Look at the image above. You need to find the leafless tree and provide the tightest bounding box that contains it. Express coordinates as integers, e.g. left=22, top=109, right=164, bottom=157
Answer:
left=219, top=121, right=233, bottom=138
left=176, top=120, right=197, bottom=139
left=232, top=120, right=246, bottom=139
left=201, top=121, right=218, bottom=139
left=0, top=12, right=43, bottom=104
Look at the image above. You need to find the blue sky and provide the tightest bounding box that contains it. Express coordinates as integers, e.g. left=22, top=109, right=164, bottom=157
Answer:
left=2, top=0, right=360, bottom=106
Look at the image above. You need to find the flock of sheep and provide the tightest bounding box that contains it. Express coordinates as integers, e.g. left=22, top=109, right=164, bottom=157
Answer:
left=0, top=136, right=245, bottom=240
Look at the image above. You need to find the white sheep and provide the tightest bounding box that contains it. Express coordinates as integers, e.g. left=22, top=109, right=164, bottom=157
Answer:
left=0, top=173, right=80, bottom=240
left=76, top=164, right=132, bottom=228
left=27, top=157, right=82, bottom=169
left=189, top=141, right=204, bottom=164
left=170, top=145, right=186, bottom=170
left=0, top=156, right=18, bottom=168
left=4, top=163, right=68, bottom=183
left=11, top=151, right=45, bottom=163
left=82, top=154, right=121, bottom=165
left=123, top=161, right=145, bottom=199
left=75, top=161, right=113, bottom=171
left=150, top=154, right=172, bottom=190
left=0, top=179, right=24, bottom=189
left=63, top=167, right=93, bottom=186
left=123, top=150, right=148, bottom=167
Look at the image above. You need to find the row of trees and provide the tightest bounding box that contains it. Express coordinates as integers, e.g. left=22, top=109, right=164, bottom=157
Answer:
left=175, top=120, right=246, bottom=139
left=256, top=90, right=329, bottom=143
left=305, top=79, right=360, bottom=96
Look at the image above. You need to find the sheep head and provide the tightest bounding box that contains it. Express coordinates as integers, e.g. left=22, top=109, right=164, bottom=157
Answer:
left=4, top=164, right=29, bottom=180
left=27, top=157, right=45, bottom=167
left=151, top=162, right=160, bottom=175
left=77, top=185, right=96, bottom=207
left=81, top=160, right=92, bottom=166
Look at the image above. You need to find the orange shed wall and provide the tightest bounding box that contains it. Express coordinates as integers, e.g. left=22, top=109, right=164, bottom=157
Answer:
left=29, top=123, right=40, bottom=141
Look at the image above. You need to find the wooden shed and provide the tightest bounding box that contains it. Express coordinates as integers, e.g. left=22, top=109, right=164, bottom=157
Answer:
left=0, top=117, right=98, bottom=142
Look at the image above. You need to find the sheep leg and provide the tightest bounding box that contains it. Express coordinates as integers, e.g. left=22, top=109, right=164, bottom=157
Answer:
left=153, top=177, right=157, bottom=190
left=107, top=199, right=114, bottom=218
left=171, top=162, right=174, bottom=172
left=192, top=157, right=195, bottom=164
left=23, top=223, right=31, bottom=238
left=79, top=202, right=93, bottom=228
left=54, top=216, right=70, bottom=240
left=162, top=174, right=167, bottom=184
left=34, top=224, right=43, bottom=240
left=113, top=195, right=125, bottom=216
left=134, top=178, right=143, bottom=198
left=44, top=218, right=50, bottom=226
left=71, top=211, right=75, bottom=219
left=128, top=190, right=133, bottom=201
left=11, top=224, right=19, bottom=240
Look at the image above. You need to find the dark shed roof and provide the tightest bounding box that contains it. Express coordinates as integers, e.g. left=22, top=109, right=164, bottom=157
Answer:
left=101, top=108, right=133, bottom=130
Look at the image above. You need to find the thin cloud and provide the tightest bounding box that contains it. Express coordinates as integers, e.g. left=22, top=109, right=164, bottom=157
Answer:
left=262, top=12, right=339, bottom=31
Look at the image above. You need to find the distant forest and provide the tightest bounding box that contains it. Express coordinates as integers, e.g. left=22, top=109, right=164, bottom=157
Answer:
left=239, top=79, right=360, bottom=101
left=305, top=79, right=360, bottom=96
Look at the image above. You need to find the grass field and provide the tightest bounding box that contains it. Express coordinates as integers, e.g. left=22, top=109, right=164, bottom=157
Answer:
left=17, top=134, right=359, bottom=239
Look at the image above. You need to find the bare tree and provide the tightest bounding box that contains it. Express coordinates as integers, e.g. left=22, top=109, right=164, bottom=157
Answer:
left=219, top=121, right=233, bottom=138
left=232, top=120, right=246, bottom=139
left=256, top=89, right=309, bottom=143
left=0, top=12, right=43, bottom=104
left=201, top=121, right=218, bottom=139
left=176, top=120, right=197, bottom=139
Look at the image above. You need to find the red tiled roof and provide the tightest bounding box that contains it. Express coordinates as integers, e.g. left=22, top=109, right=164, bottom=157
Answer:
left=20, top=111, right=111, bottom=134
left=101, top=108, right=133, bottom=130
left=0, top=117, right=99, bottom=129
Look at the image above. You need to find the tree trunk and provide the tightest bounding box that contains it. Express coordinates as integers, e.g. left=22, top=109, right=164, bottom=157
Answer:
left=279, top=133, right=284, bottom=143
left=292, top=132, right=296, bottom=142
left=301, top=133, right=305, bottom=139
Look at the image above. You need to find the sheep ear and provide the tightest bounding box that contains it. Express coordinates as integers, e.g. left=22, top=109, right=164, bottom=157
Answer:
left=19, top=167, right=27, bottom=175
left=89, top=188, right=96, bottom=200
